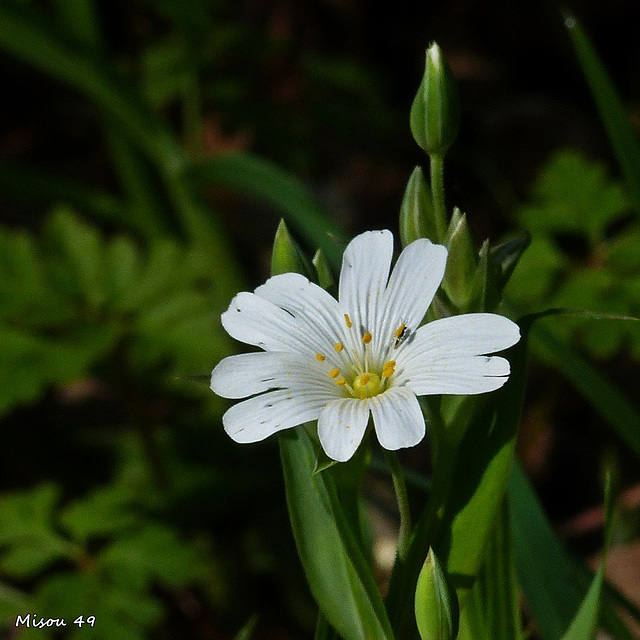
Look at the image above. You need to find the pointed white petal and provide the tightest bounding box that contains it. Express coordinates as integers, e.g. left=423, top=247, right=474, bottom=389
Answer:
left=211, top=351, right=339, bottom=399
left=318, top=398, right=370, bottom=462
left=396, top=313, right=520, bottom=395
left=376, top=239, right=448, bottom=350
left=221, top=290, right=337, bottom=357
left=400, top=355, right=511, bottom=395
left=338, top=230, right=393, bottom=340
left=223, top=389, right=329, bottom=443
left=254, top=272, right=348, bottom=362
left=370, top=387, right=425, bottom=451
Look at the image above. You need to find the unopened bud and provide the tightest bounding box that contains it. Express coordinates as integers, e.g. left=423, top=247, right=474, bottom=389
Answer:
left=410, top=43, right=460, bottom=157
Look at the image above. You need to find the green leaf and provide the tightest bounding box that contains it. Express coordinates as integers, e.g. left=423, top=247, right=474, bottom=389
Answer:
left=183, top=153, right=346, bottom=270
left=457, top=502, right=523, bottom=640
left=565, top=14, right=640, bottom=218
left=0, top=485, right=77, bottom=578
left=99, top=524, right=205, bottom=591
left=279, top=427, right=394, bottom=640
left=0, top=1, right=182, bottom=169
left=516, top=150, right=629, bottom=243
left=509, top=463, right=577, bottom=640
left=59, top=485, right=141, bottom=545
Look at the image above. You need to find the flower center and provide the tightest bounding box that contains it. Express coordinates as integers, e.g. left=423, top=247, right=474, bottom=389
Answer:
left=313, top=314, right=403, bottom=400
left=352, top=372, right=381, bottom=399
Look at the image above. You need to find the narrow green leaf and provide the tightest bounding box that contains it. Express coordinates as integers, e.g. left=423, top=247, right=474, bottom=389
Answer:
left=565, top=14, right=640, bottom=218
left=183, top=153, right=346, bottom=269
left=509, top=462, right=582, bottom=640
left=279, top=428, right=394, bottom=640
left=0, top=1, right=182, bottom=170
left=457, top=501, right=523, bottom=640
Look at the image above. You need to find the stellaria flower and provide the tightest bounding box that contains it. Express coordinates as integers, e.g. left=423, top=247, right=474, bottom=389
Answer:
left=211, top=230, right=520, bottom=462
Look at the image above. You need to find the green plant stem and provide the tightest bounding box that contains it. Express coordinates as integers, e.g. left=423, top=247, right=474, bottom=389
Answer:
left=384, top=450, right=412, bottom=563
left=430, top=153, right=447, bottom=242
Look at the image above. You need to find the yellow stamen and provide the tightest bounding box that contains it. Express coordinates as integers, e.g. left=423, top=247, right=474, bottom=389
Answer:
left=336, top=378, right=347, bottom=386
left=394, top=323, right=406, bottom=339
left=315, top=353, right=326, bottom=361
left=329, top=368, right=340, bottom=378
left=334, top=342, right=344, bottom=352
left=362, top=332, right=372, bottom=344
left=344, top=313, right=352, bottom=328
left=382, top=360, right=396, bottom=378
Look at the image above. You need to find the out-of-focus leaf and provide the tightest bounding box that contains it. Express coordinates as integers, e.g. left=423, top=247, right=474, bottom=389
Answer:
left=565, top=13, right=640, bottom=218
left=516, top=150, right=629, bottom=243
left=509, top=462, right=581, bottom=640
left=0, top=1, right=181, bottom=169
left=529, top=321, right=640, bottom=458
left=0, top=485, right=77, bottom=578
left=457, top=501, right=523, bottom=640
left=279, top=427, right=394, bottom=640
left=183, top=153, right=345, bottom=269
left=59, top=485, right=141, bottom=545
left=100, top=524, right=205, bottom=591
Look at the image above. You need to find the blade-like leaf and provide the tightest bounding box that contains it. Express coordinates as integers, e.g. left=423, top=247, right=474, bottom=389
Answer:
left=279, top=427, right=394, bottom=640
left=457, top=501, right=523, bottom=640
left=565, top=13, right=640, bottom=218
left=183, top=153, right=346, bottom=269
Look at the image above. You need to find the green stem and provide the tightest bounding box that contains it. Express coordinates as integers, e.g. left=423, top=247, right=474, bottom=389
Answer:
left=430, top=153, right=447, bottom=242
left=385, top=450, right=412, bottom=563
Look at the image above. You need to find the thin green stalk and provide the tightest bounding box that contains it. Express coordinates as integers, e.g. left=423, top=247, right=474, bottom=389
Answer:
left=430, top=153, right=447, bottom=242
left=384, top=450, right=412, bottom=563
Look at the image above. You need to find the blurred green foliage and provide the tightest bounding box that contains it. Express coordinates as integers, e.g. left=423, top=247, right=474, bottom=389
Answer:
left=506, top=150, right=640, bottom=358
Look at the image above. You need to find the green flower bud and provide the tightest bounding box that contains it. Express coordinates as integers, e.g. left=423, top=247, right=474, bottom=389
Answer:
left=468, top=240, right=501, bottom=312
left=271, top=219, right=314, bottom=278
left=312, top=248, right=334, bottom=290
left=442, top=208, right=477, bottom=311
left=399, top=166, right=437, bottom=246
left=490, top=232, right=531, bottom=291
left=415, top=548, right=458, bottom=640
left=410, top=43, right=460, bottom=157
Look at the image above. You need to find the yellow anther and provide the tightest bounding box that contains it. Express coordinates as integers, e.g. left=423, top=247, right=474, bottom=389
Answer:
left=381, top=360, right=396, bottom=378
left=329, top=368, right=340, bottom=378
left=344, top=313, right=353, bottom=328
left=360, top=374, right=370, bottom=385
left=315, top=353, right=326, bottom=361
left=336, top=378, right=347, bottom=386
left=394, top=323, right=406, bottom=339
left=362, top=332, right=372, bottom=344
left=334, top=342, right=344, bottom=352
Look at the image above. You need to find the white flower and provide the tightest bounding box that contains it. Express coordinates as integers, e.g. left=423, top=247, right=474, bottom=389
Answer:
left=211, top=230, right=520, bottom=462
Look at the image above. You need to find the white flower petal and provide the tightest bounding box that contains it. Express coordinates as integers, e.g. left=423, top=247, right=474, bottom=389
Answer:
left=318, top=398, right=371, bottom=462
left=338, top=230, right=393, bottom=339
left=370, top=387, right=425, bottom=451
left=400, top=355, right=511, bottom=395
left=254, top=272, right=349, bottom=363
left=211, top=351, right=339, bottom=399
left=221, top=290, right=335, bottom=357
left=376, top=239, right=448, bottom=349
left=223, top=389, right=329, bottom=443
left=395, top=313, right=520, bottom=395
